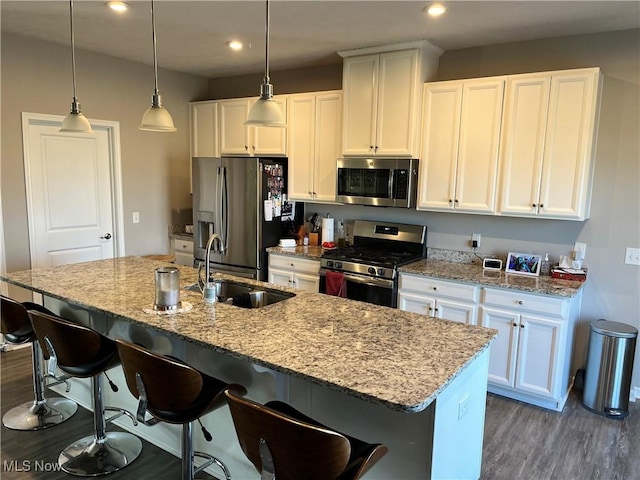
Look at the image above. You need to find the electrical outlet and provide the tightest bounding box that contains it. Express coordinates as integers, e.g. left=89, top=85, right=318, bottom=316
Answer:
left=471, top=233, right=481, bottom=249
left=132, top=212, right=140, bottom=224
left=625, top=247, right=640, bottom=266
left=574, top=242, right=586, bottom=260
left=458, top=393, right=470, bottom=420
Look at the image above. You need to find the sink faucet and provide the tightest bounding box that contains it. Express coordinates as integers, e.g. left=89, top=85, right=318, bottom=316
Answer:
left=204, top=233, right=223, bottom=283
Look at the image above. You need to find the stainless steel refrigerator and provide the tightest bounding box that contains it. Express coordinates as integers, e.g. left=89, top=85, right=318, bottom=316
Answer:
left=192, top=157, right=287, bottom=281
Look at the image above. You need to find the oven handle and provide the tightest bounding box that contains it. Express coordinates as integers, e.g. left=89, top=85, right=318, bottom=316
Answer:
left=319, top=269, right=394, bottom=288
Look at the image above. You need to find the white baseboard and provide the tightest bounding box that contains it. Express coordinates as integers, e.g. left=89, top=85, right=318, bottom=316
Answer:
left=631, top=386, right=640, bottom=402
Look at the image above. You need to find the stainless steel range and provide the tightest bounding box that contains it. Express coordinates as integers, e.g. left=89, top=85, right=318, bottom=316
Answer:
left=319, top=220, right=426, bottom=307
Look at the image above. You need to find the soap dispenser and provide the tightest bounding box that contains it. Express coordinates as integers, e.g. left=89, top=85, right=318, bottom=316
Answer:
left=541, top=253, right=550, bottom=275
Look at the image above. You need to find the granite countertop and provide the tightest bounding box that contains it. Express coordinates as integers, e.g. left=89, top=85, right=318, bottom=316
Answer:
left=1, top=256, right=496, bottom=413
left=400, top=259, right=585, bottom=298
left=266, top=245, right=324, bottom=260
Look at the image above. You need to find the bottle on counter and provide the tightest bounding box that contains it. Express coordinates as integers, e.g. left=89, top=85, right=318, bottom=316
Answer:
left=336, top=219, right=346, bottom=248
left=541, top=253, right=550, bottom=275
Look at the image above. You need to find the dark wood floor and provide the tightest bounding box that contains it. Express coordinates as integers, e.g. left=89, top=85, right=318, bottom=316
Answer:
left=2, top=347, right=639, bottom=479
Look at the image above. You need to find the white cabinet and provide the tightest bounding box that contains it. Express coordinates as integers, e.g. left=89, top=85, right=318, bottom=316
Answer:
left=417, top=77, right=505, bottom=213
left=268, top=254, right=320, bottom=293
left=171, top=238, right=194, bottom=267
left=397, top=274, right=479, bottom=325
left=340, top=43, right=440, bottom=157
left=287, top=91, right=341, bottom=203
left=480, top=287, right=581, bottom=411
left=498, top=68, right=602, bottom=220
left=190, top=101, right=219, bottom=158
left=219, top=97, right=287, bottom=156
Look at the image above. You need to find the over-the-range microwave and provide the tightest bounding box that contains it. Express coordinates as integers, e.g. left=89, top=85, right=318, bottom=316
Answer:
left=336, top=158, right=419, bottom=208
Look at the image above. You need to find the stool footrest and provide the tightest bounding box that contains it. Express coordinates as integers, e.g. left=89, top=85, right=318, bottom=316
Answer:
left=105, top=406, right=138, bottom=426
left=193, top=452, right=231, bottom=480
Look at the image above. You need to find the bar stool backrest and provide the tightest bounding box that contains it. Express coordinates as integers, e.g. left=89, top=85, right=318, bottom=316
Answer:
left=116, top=339, right=204, bottom=413
left=0, top=295, right=31, bottom=337
left=28, top=310, right=113, bottom=374
left=225, top=390, right=351, bottom=480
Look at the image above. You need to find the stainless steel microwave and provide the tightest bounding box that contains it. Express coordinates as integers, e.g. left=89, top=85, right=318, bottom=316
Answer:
left=336, top=158, right=419, bottom=208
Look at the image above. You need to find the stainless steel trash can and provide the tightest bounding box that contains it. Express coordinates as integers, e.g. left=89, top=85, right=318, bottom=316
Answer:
left=582, top=319, right=637, bottom=418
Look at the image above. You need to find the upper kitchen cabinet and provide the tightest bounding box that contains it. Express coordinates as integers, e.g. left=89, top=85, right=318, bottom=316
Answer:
left=219, top=97, right=288, bottom=156
left=339, top=41, right=441, bottom=157
left=190, top=101, right=219, bottom=158
left=498, top=68, right=602, bottom=220
left=417, top=77, right=505, bottom=213
left=287, top=91, right=342, bottom=203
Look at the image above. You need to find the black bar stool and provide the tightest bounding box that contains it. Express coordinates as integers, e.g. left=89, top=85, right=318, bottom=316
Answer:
left=29, top=310, right=142, bottom=476
left=1, top=295, right=77, bottom=430
left=115, top=339, right=247, bottom=480
left=225, top=389, right=388, bottom=480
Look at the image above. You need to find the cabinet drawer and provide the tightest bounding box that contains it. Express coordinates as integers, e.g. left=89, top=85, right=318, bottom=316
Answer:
left=482, top=288, right=568, bottom=318
left=398, top=275, right=478, bottom=302
left=172, top=238, right=194, bottom=254
left=269, top=254, right=320, bottom=275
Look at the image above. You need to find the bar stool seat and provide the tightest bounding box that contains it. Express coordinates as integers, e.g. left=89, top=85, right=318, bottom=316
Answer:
left=1, top=295, right=77, bottom=430
left=115, top=339, right=246, bottom=480
left=29, top=310, right=142, bottom=476
left=225, top=389, right=388, bottom=480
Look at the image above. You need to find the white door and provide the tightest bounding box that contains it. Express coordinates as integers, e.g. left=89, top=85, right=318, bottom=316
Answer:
left=480, top=307, right=520, bottom=388
left=22, top=113, right=124, bottom=268
left=436, top=298, right=478, bottom=325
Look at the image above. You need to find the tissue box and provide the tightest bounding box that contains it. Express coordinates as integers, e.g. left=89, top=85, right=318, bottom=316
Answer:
left=551, top=268, right=587, bottom=282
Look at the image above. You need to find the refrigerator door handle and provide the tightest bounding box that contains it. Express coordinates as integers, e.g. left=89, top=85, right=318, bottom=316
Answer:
left=221, top=166, right=229, bottom=254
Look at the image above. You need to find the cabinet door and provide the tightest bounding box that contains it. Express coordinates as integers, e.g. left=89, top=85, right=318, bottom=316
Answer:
left=293, top=272, right=319, bottom=293
left=417, top=82, right=462, bottom=211
left=515, top=314, right=562, bottom=398
left=341, top=54, right=378, bottom=156
left=375, top=49, right=420, bottom=156
left=190, top=101, right=219, bottom=158
left=220, top=99, right=251, bottom=155
left=287, top=94, right=315, bottom=200
left=314, top=92, right=341, bottom=203
left=436, top=298, right=477, bottom=325
left=538, top=70, right=600, bottom=220
left=455, top=79, right=504, bottom=213
left=252, top=96, right=288, bottom=156
left=498, top=75, right=550, bottom=216
left=268, top=267, right=293, bottom=288
left=480, top=307, right=519, bottom=388
left=397, top=291, right=436, bottom=316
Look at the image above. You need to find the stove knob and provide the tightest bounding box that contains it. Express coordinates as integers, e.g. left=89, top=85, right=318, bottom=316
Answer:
left=326, top=261, right=334, bottom=268
left=335, top=262, right=342, bottom=269
left=368, top=267, right=376, bottom=275
left=377, top=268, right=385, bottom=276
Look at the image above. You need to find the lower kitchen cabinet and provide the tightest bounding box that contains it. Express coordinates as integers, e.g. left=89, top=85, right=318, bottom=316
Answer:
left=480, top=287, right=581, bottom=411
left=397, top=274, right=479, bottom=325
left=171, top=238, right=194, bottom=267
left=268, top=254, right=320, bottom=293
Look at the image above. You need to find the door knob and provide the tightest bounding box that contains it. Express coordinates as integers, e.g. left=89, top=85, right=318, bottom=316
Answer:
left=101, top=233, right=112, bottom=240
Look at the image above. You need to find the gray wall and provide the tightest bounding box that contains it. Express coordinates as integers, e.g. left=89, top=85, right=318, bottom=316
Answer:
left=1, top=34, right=209, bottom=275
left=210, top=29, right=640, bottom=391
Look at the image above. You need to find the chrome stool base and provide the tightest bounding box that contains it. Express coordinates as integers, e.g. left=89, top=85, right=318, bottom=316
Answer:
left=58, top=431, right=142, bottom=476
left=2, top=397, right=78, bottom=431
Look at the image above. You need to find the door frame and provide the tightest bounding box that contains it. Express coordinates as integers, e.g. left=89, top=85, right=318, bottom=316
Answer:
left=21, top=112, right=126, bottom=264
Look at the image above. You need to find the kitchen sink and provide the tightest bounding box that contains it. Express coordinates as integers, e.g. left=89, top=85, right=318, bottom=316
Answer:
left=184, top=280, right=295, bottom=308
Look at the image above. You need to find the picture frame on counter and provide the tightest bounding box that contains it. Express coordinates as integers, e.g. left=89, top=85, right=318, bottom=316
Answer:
left=506, top=252, right=542, bottom=277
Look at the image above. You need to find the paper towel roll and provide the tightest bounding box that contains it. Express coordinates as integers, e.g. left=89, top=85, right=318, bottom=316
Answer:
left=321, top=217, right=334, bottom=244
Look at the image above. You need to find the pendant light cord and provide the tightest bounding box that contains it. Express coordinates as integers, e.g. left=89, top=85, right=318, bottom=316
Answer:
left=68, top=0, right=78, bottom=102
left=263, top=0, right=270, bottom=84
left=151, top=0, right=159, bottom=95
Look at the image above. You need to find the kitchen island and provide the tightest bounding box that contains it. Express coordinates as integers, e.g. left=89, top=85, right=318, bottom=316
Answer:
left=2, top=257, right=496, bottom=479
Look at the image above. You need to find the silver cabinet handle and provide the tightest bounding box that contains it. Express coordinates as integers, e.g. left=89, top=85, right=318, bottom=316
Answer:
left=100, top=233, right=112, bottom=240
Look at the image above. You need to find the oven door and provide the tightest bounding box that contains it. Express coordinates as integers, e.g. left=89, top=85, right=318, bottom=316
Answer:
left=319, top=269, right=396, bottom=307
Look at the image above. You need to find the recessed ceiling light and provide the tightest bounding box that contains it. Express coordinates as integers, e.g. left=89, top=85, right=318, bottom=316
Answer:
left=107, top=1, right=129, bottom=13
left=426, top=4, right=446, bottom=17
left=226, top=40, right=244, bottom=51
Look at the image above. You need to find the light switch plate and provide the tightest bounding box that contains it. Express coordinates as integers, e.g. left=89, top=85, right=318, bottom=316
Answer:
left=625, top=247, right=640, bottom=266
left=574, top=242, right=586, bottom=260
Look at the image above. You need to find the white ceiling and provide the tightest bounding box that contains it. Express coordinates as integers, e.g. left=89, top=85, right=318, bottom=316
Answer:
left=2, top=1, right=639, bottom=78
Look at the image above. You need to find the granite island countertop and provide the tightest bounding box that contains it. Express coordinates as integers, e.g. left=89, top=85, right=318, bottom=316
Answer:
left=1, top=256, right=496, bottom=414
left=400, top=259, right=585, bottom=298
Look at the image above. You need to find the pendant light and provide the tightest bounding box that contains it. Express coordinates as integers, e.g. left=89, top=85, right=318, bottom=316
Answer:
left=245, top=0, right=285, bottom=127
left=139, top=0, right=176, bottom=132
left=61, top=0, right=93, bottom=133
